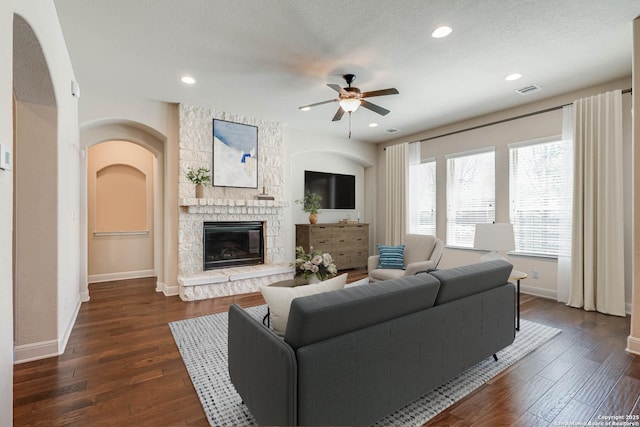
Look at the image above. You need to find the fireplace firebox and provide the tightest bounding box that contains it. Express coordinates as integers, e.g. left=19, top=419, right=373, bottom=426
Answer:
left=203, top=221, right=264, bottom=270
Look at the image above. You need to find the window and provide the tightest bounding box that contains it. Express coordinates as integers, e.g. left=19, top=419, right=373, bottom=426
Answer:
left=409, top=158, right=436, bottom=235
left=446, top=148, right=495, bottom=247
left=509, top=137, right=572, bottom=256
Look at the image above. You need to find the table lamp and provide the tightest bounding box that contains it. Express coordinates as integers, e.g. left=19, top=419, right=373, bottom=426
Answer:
left=474, top=223, right=515, bottom=262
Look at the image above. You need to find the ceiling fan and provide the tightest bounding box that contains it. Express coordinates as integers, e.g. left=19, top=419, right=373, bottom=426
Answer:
left=299, top=74, right=399, bottom=137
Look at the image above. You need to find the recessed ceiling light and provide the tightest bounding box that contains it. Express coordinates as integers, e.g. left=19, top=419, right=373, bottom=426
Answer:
left=505, top=73, right=522, bottom=81
left=369, top=123, right=378, bottom=128
left=299, top=106, right=311, bottom=111
left=181, top=76, right=196, bottom=85
left=431, top=26, right=452, bottom=38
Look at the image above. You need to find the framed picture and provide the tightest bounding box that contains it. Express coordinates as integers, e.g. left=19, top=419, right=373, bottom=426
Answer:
left=212, top=119, right=258, bottom=188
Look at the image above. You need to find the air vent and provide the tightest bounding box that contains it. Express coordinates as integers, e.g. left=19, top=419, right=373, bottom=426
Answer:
left=385, top=128, right=400, bottom=134
left=515, top=84, right=542, bottom=95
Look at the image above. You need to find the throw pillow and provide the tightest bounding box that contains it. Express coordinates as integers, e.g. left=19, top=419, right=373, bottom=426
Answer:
left=377, top=244, right=406, bottom=270
left=260, top=273, right=348, bottom=336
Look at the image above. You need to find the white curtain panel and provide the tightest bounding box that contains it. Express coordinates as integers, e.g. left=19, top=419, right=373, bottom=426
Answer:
left=385, top=143, right=409, bottom=245
left=407, top=142, right=421, bottom=234
left=569, top=90, right=625, bottom=316
left=556, top=104, right=574, bottom=303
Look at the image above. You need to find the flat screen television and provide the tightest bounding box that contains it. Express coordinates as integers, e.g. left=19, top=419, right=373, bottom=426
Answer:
left=304, top=170, right=356, bottom=210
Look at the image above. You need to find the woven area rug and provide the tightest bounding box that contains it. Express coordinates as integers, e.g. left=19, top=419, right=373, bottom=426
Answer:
left=169, top=306, right=560, bottom=426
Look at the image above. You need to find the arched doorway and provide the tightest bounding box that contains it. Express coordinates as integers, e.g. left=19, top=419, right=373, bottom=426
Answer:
left=12, top=14, right=59, bottom=360
left=80, top=121, right=167, bottom=299
left=87, top=141, right=155, bottom=283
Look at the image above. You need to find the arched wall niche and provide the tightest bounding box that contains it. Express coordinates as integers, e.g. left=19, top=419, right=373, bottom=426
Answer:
left=94, top=163, right=148, bottom=232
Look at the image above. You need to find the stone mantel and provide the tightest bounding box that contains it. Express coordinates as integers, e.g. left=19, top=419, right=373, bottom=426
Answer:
left=179, top=197, right=287, bottom=210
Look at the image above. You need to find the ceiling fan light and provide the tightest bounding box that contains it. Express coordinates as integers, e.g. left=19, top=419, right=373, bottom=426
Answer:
left=340, top=98, right=361, bottom=113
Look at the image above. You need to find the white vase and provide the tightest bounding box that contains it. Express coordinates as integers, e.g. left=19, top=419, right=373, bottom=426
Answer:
left=308, top=275, right=321, bottom=284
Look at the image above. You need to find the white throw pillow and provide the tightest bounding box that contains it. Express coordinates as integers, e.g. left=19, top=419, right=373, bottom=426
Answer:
left=260, top=273, right=348, bottom=336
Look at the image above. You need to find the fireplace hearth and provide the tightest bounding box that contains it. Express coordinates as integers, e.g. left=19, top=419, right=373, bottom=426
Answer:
left=203, top=221, right=264, bottom=270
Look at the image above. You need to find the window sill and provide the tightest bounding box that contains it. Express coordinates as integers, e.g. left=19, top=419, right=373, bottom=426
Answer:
left=444, top=246, right=559, bottom=261
left=507, top=252, right=558, bottom=261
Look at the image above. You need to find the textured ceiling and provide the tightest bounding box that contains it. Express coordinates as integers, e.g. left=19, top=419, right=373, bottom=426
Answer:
left=53, top=0, right=640, bottom=143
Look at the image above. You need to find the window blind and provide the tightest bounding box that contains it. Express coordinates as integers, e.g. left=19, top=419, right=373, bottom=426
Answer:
left=446, top=148, right=495, bottom=247
left=409, top=159, right=436, bottom=235
left=509, top=138, right=572, bottom=256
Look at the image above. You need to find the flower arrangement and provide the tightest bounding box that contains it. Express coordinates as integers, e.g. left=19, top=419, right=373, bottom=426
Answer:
left=186, top=167, right=211, bottom=185
left=292, top=246, right=337, bottom=282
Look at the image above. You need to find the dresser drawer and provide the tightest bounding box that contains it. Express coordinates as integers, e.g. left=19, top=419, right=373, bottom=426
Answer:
left=345, top=225, right=368, bottom=237
left=309, top=237, right=334, bottom=252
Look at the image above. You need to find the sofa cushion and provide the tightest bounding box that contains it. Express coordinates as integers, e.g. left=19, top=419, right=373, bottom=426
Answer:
left=260, top=274, right=348, bottom=336
left=429, top=260, right=513, bottom=305
left=368, top=267, right=406, bottom=282
left=377, top=244, right=405, bottom=269
left=284, top=273, right=441, bottom=350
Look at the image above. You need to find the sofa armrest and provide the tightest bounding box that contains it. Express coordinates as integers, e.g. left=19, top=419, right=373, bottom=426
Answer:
left=405, top=260, right=437, bottom=276
left=368, top=255, right=380, bottom=273
left=228, top=304, right=297, bottom=426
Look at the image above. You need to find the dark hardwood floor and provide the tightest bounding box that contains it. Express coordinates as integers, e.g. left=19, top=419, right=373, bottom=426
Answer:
left=13, top=272, right=639, bottom=426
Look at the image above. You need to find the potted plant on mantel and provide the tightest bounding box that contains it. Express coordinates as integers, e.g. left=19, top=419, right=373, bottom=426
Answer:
left=295, top=191, right=322, bottom=224
left=186, top=167, right=211, bottom=198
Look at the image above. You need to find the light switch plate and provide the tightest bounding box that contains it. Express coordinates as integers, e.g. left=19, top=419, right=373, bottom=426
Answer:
left=0, top=143, right=13, bottom=170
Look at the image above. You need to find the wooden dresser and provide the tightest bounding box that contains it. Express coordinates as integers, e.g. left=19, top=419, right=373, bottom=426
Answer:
left=295, top=223, right=369, bottom=270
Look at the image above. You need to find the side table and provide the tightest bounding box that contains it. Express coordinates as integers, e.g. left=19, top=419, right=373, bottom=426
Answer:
left=509, top=270, right=527, bottom=331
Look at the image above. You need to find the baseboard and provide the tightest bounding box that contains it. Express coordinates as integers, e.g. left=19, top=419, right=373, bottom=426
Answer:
left=14, top=340, right=59, bottom=364
left=156, top=281, right=179, bottom=296
left=627, top=336, right=640, bottom=355
left=58, top=296, right=82, bottom=355
left=88, top=269, right=155, bottom=283
left=523, top=285, right=632, bottom=315
left=14, top=295, right=83, bottom=364
left=520, top=284, right=557, bottom=300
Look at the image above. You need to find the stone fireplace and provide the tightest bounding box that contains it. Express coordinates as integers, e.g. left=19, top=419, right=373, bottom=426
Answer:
left=177, top=104, right=292, bottom=301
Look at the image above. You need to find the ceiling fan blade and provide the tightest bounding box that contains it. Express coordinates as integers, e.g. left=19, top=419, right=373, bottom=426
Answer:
left=332, top=107, right=345, bottom=121
left=327, top=83, right=347, bottom=95
left=360, top=88, right=399, bottom=98
left=298, top=99, right=338, bottom=110
left=360, top=100, right=390, bottom=116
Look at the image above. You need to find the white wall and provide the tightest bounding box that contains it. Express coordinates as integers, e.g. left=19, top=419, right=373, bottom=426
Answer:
left=0, top=2, right=14, bottom=423
left=379, top=77, right=633, bottom=306
left=14, top=101, right=58, bottom=349
left=1, top=0, right=80, bottom=421
left=628, top=17, right=640, bottom=355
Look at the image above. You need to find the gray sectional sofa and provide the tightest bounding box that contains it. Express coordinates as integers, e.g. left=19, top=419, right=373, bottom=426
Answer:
left=228, top=260, right=516, bottom=426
